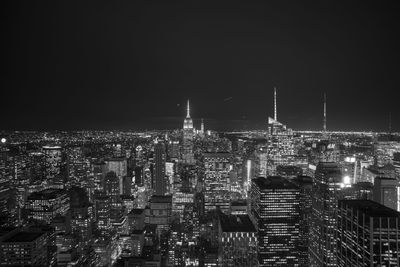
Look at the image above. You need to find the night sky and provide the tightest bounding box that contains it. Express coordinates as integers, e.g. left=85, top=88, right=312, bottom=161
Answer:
left=2, top=1, right=400, bottom=131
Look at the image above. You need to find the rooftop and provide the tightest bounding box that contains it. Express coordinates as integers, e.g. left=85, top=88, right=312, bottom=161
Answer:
left=28, top=188, right=67, bottom=200
left=129, top=208, right=145, bottom=215
left=2, top=231, right=44, bottom=243
left=150, top=195, right=172, bottom=203
left=219, top=214, right=256, bottom=233
left=340, top=200, right=400, bottom=218
left=203, top=152, right=231, bottom=158
left=252, top=176, right=299, bottom=190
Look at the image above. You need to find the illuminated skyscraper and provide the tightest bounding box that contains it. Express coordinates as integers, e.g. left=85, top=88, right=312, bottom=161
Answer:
left=0, top=229, right=50, bottom=266
left=104, top=171, right=120, bottom=206
left=310, top=162, right=342, bottom=266
left=154, top=142, right=167, bottom=196
left=69, top=186, right=93, bottom=246
left=217, top=213, right=258, bottom=267
left=25, top=188, right=70, bottom=224
left=42, top=146, right=62, bottom=179
left=262, top=88, right=295, bottom=176
left=337, top=200, right=400, bottom=266
left=203, top=152, right=232, bottom=213
left=182, top=99, right=195, bottom=164
left=250, top=176, right=300, bottom=266
left=292, top=175, right=313, bottom=267
left=373, top=177, right=398, bottom=211
left=105, top=158, right=127, bottom=195
left=94, top=195, right=111, bottom=235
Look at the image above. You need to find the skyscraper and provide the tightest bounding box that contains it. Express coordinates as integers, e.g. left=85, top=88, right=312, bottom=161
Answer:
left=0, top=229, right=50, bottom=266
left=373, top=177, right=398, bottom=211
left=292, top=175, right=313, bottom=267
left=310, top=162, right=342, bottom=266
left=154, top=142, right=167, bottom=196
left=104, top=158, right=127, bottom=195
left=42, top=145, right=62, bottom=180
left=203, top=152, right=232, bottom=213
left=182, top=99, right=195, bottom=164
left=337, top=200, right=400, bottom=266
left=104, top=171, right=120, bottom=206
left=25, top=188, right=70, bottom=224
left=250, top=176, right=300, bottom=266
left=217, top=213, right=258, bottom=267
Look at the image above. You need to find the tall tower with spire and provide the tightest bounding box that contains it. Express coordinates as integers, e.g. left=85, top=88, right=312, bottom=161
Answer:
left=323, top=93, right=327, bottom=133
left=183, top=99, right=193, bottom=129
left=274, top=87, right=277, bottom=121
left=182, top=99, right=195, bottom=164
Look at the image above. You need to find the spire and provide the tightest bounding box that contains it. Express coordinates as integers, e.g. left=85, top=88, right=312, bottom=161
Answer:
left=186, top=99, right=190, bottom=118
left=323, top=93, right=327, bottom=132
left=389, top=112, right=392, bottom=133
left=274, top=87, right=277, bottom=121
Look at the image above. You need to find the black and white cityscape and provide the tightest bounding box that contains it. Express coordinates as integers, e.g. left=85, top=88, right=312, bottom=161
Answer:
left=1, top=1, right=400, bottom=267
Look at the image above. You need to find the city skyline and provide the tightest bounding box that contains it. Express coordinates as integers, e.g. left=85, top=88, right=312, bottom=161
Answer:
left=3, top=1, right=400, bottom=131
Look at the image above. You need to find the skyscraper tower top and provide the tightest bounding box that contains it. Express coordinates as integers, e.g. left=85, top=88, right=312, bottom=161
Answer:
left=183, top=99, right=193, bottom=129
left=323, top=93, right=327, bottom=133
left=274, top=87, right=277, bottom=121
left=186, top=99, right=190, bottom=118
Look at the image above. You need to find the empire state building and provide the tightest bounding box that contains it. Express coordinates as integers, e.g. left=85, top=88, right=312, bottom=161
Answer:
left=182, top=100, right=195, bottom=164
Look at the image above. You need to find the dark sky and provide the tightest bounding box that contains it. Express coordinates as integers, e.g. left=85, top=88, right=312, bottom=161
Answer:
left=2, top=1, right=400, bottom=131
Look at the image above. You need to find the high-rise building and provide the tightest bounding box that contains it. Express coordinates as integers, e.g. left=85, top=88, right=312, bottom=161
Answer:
left=94, top=195, right=111, bottom=235
left=263, top=88, right=295, bottom=176
left=217, top=213, right=258, bottom=267
left=42, top=146, right=62, bottom=180
left=105, top=157, right=127, bottom=195
left=69, top=186, right=93, bottom=246
left=182, top=99, right=195, bottom=164
left=0, top=229, right=50, bottom=266
left=373, top=177, right=399, bottom=211
left=310, top=162, right=342, bottom=266
left=292, top=175, right=313, bottom=267
left=145, top=195, right=172, bottom=234
left=154, top=142, right=167, bottom=196
left=104, top=171, right=120, bottom=206
left=337, top=200, right=400, bottom=266
left=250, top=176, right=300, bottom=266
left=25, top=188, right=69, bottom=224
left=394, top=152, right=400, bottom=179
left=203, top=152, right=232, bottom=213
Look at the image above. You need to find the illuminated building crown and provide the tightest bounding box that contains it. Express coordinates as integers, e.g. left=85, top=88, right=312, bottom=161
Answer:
left=183, top=99, right=193, bottom=129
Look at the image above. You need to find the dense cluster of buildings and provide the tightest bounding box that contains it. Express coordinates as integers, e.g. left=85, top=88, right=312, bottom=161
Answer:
left=0, top=95, right=399, bottom=266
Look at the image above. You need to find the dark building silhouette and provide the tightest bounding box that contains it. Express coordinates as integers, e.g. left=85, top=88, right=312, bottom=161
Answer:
left=154, top=142, right=167, bottom=196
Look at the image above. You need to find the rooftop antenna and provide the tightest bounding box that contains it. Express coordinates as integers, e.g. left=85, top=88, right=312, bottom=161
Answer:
left=323, top=93, right=327, bottom=133
left=274, top=87, right=277, bottom=121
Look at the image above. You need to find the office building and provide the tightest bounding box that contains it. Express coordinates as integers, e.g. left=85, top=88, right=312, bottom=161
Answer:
left=292, top=175, right=313, bottom=267
left=337, top=200, right=400, bottom=266
left=105, top=157, right=127, bottom=194
left=217, top=213, right=258, bottom=267
left=310, top=162, right=342, bottom=266
left=42, top=146, right=62, bottom=180
left=154, top=142, right=167, bottom=196
left=203, top=152, right=232, bottom=213
left=373, top=177, right=398, bottom=211
left=0, top=229, right=49, bottom=266
left=25, top=188, right=69, bottom=224
left=182, top=100, right=195, bottom=164
left=250, top=176, right=300, bottom=266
